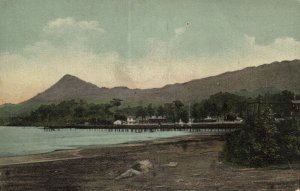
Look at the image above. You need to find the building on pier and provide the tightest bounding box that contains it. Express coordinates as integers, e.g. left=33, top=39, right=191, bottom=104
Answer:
left=113, top=120, right=123, bottom=125
left=147, top=116, right=167, bottom=124
left=127, top=116, right=136, bottom=125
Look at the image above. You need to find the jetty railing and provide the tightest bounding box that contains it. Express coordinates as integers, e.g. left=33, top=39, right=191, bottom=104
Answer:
left=45, top=121, right=242, bottom=134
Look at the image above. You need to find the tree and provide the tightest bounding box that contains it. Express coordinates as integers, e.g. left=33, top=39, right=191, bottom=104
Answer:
left=264, top=90, right=294, bottom=117
left=173, top=100, right=184, bottom=122
left=89, top=104, right=103, bottom=124
left=136, top=106, right=147, bottom=122
left=114, top=113, right=127, bottom=121
left=156, top=105, right=165, bottom=116
left=192, top=102, right=207, bottom=121
left=164, top=103, right=175, bottom=122
left=276, top=119, right=300, bottom=161
left=173, top=100, right=184, bottom=109
left=110, top=98, right=123, bottom=108
left=178, top=109, right=189, bottom=123
left=222, top=106, right=299, bottom=167
left=103, top=103, right=113, bottom=121
left=74, top=106, right=86, bottom=118
left=146, top=104, right=155, bottom=117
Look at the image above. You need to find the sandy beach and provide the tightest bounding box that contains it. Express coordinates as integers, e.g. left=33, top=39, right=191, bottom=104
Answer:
left=0, top=135, right=299, bottom=191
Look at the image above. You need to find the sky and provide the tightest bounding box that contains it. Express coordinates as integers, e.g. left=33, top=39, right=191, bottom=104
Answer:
left=0, top=0, right=300, bottom=104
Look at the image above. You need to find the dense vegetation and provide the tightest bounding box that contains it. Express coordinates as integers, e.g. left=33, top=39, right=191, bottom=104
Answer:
left=192, top=92, right=248, bottom=121
left=221, top=90, right=300, bottom=167
left=8, top=90, right=299, bottom=127
left=8, top=99, right=190, bottom=126
left=222, top=106, right=300, bottom=167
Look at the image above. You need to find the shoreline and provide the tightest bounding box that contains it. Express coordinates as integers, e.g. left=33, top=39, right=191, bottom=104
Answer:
left=0, top=134, right=299, bottom=190
left=0, top=134, right=202, bottom=166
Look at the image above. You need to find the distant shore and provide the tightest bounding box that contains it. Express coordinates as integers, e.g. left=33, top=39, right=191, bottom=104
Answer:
left=0, top=134, right=299, bottom=190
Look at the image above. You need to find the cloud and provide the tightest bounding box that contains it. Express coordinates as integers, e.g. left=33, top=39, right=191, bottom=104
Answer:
left=42, top=17, right=105, bottom=48
left=145, top=26, right=188, bottom=59
left=24, top=41, right=56, bottom=55
left=43, top=17, right=105, bottom=34
left=239, top=35, right=300, bottom=66
left=175, top=27, right=186, bottom=36
left=25, top=17, right=107, bottom=55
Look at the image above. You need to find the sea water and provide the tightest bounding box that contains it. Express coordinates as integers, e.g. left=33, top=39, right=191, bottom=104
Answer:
left=0, top=126, right=190, bottom=157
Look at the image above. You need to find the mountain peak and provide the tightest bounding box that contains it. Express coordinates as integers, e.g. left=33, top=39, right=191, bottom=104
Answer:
left=27, top=74, right=102, bottom=102
left=62, top=74, right=75, bottom=78
left=59, top=74, right=82, bottom=82
left=55, top=74, right=97, bottom=88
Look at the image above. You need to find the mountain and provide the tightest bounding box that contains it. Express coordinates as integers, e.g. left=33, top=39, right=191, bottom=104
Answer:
left=26, top=74, right=144, bottom=103
left=154, top=59, right=299, bottom=102
left=27, top=74, right=103, bottom=102
left=0, top=59, right=299, bottom=123
left=26, top=59, right=300, bottom=104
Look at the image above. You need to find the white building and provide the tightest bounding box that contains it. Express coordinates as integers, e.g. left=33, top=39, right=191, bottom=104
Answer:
left=127, top=116, right=136, bottom=125
left=113, top=120, right=122, bottom=125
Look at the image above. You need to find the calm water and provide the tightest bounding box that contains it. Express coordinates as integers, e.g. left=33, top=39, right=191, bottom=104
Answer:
left=0, top=126, right=190, bottom=157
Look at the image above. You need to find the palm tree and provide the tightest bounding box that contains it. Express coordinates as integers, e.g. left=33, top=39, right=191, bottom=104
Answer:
left=173, top=100, right=184, bottom=122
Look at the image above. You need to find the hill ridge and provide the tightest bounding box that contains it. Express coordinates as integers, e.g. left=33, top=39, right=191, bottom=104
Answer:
left=22, top=59, right=300, bottom=104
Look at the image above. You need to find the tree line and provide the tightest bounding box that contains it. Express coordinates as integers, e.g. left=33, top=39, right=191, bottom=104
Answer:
left=8, top=90, right=299, bottom=126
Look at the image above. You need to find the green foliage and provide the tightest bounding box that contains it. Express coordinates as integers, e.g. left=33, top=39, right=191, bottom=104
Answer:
left=222, top=107, right=300, bottom=167
left=163, top=103, right=175, bottom=122
left=276, top=119, right=300, bottom=161
left=7, top=90, right=299, bottom=127
left=136, top=106, right=147, bottom=120
left=192, top=92, right=248, bottom=121
left=173, top=100, right=187, bottom=122
left=9, top=99, right=115, bottom=126
left=157, top=105, right=165, bottom=116
left=263, top=90, right=295, bottom=117
left=225, top=113, right=237, bottom=121
left=110, top=98, right=123, bottom=107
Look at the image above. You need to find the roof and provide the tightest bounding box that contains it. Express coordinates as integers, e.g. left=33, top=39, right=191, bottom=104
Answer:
left=144, top=115, right=166, bottom=119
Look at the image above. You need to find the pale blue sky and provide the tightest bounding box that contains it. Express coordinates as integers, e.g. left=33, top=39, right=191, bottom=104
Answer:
left=0, top=0, right=300, bottom=103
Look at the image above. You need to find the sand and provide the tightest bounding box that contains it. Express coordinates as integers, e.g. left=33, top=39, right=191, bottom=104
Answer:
left=0, top=135, right=299, bottom=191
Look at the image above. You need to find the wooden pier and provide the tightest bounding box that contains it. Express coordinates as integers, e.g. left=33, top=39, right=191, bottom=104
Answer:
left=45, top=121, right=242, bottom=134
